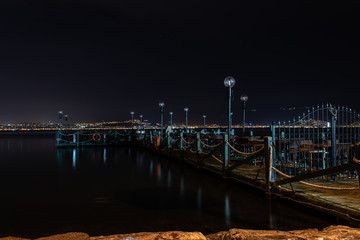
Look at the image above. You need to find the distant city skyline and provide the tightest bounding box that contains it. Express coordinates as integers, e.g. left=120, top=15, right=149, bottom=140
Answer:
left=0, top=102, right=358, bottom=126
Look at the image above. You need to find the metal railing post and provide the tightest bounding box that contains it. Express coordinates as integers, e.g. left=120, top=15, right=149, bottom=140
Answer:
left=56, top=131, right=60, bottom=146
left=76, top=130, right=79, bottom=147
left=196, top=133, right=201, bottom=153
left=180, top=131, right=184, bottom=150
left=167, top=132, right=171, bottom=149
left=224, top=133, right=229, bottom=168
left=332, top=114, right=337, bottom=181
left=264, top=136, right=272, bottom=194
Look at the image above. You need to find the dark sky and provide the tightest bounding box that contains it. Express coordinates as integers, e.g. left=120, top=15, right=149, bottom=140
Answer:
left=0, top=0, right=359, bottom=125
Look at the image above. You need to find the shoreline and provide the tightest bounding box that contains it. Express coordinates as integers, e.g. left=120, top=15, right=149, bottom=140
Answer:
left=3, top=225, right=360, bottom=240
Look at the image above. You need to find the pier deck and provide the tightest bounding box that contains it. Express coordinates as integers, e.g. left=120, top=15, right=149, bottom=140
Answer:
left=142, top=144, right=360, bottom=225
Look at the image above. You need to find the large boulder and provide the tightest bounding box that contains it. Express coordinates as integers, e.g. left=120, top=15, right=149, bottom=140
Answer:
left=91, top=231, right=206, bottom=240
left=206, top=225, right=360, bottom=240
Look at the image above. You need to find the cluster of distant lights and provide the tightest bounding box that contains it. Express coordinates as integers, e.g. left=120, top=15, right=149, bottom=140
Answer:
left=0, top=122, right=269, bottom=131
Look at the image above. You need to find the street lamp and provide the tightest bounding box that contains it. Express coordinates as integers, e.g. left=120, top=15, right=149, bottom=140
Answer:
left=58, top=111, right=63, bottom=132
left=159, top=102, right=165, bottom=140
left=130, top=112, right=134, bottom=129
left=64, top=114, right=68, bottom=130
left=169, top=112, right=173, bottom=131
left=240, top=94, right=248, bottom=135
left=203, top=115, right=206, bottom=131
left=139, top=114, right=143, bottom=128
left=184, top=107, right=189, bottom=132
left=224, top=76, right=235, bottom=137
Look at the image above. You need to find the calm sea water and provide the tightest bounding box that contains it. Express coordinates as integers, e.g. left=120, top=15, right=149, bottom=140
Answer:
left=0, top=134, right=337, bottom=238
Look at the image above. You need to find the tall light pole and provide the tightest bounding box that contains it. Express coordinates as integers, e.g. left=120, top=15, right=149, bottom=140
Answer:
left=203, top=115, right=206, bottom=131
left=240, top=94, right=248, bottom=136
left=58, top=111, right=63, bottom=132
left=224, top=76, right=235, bottom=137
left=184, top=107, right=189, bottom=132
left=159, top=102, right=165, bottom=140
left=169, top=112, right=173, bottom=131
left=139, top=115, right=143, bottom=129
left=64, top=114, right=68, bottom=130
left=130, top=112, right=134, bottom=130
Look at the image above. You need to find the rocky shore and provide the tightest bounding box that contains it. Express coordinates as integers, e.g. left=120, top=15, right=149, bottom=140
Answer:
left=2, top=225, right=360, bottom=240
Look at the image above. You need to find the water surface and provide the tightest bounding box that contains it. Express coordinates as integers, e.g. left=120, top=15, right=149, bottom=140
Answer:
left=0, top=134, right=337, bottom=238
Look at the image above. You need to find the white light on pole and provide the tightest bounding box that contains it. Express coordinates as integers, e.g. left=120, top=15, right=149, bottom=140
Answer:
left=184, top=107, right=189, bottom=132
left=224, top=76, right=235, bottom=136
left=159, top=102, right=165, bottom=140
left=203, top=114, right=206, bottom=131
left=169, top=112, right=173, bottom=131
left=240, top=94, right=248, bottom=135
left=58, top=111, right=63, bottom=132
left=130, top=112, right=134, bottom=129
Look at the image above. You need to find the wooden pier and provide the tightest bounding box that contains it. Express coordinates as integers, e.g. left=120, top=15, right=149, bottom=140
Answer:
left=55, top=130, right=128, bottom=147
left=56, top=127, right=360, bottom=226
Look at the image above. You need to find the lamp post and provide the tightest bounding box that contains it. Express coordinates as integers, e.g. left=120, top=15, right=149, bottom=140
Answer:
left=64, top=114, right=68, bottom=130
left=184, top=107, right=189, bottom=132
left=169, top=112, right=173, bottom=131
left=139, top=115, right=143, bottom=129
left=230, top=112, right=233, bottom=134
left=240, top=94, right=248, bottom=136
left=58, top=111, right=63, bottom=132
left=159, top=102, right=165, bottom=140
left=224, top=76, right=235, bottom=137
left=130, top=112, right=134, bottom=130
left=203, top=115, right=206, bottom=131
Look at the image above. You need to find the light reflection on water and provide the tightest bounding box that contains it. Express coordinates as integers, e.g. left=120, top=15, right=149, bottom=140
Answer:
left=156, top=162, right=161, bottom=182
left=72, top=149, right=77, bottom=170
left=103, top=148, right=107, bottom=164
left=197, top=187, right=202, bottom=210
left=0, top=134, right=339, bottom=238
left=225, top=194, right=231, bottom=224
left=167, top=169, right=171, bottom=188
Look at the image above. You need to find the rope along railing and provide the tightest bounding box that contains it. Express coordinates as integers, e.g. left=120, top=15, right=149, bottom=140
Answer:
left=225, top=141, right=264, bottom=155
left=181, top=136, right=196, bottom=145
left=272, top=166, right=359, bottom=190
left=210, top=154, right=224, bottom=164
left=200, top=140, right=224, bottom=148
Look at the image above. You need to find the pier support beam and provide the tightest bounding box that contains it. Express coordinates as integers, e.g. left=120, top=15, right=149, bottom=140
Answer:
left=196, top=133, right=201, bottom=153
left=167, top=132, right=171, bottom=149
left=180, top=132, right=184, bottom=150
left=264, top=136, right=273, bottom=195
left=76, top=131, right=79, bottom=147
left=331, top=115, right=337, bottom=181
left=224, top=133, right=229, bottom=168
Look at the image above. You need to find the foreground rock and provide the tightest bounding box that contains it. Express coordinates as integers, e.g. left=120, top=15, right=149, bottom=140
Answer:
left=2, top=225, right=360, bottom=240
left=91, top=231, right=206, bottom=240
left=206, top=225, right=360, bottom=240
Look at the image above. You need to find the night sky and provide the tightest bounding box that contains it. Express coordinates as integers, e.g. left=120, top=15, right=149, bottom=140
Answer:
left=0, top=0, right=359, bottom=125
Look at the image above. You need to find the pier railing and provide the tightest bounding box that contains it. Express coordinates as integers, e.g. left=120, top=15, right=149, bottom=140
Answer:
left=56, top=130, right=128, bottom=147
left=55, top=104, right=360, bottom=194
left=270, top=104, right=360, bottom=182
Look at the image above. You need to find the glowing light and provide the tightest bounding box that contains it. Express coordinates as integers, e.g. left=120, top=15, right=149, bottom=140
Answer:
left=224, top=76, right=235, bottom=87
left=72, top=149, right=77, bottom=170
